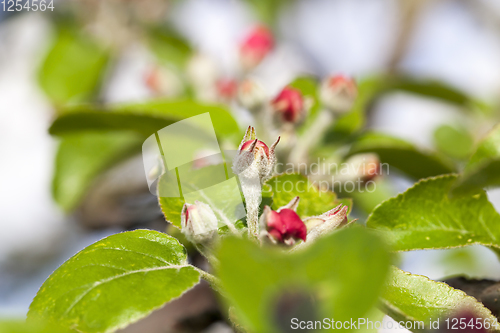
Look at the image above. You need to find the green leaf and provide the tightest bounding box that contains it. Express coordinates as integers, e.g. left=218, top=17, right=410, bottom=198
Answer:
left=49, top=100, right=240, bottom=140
left=387, top=77, right=472, bottom=107
left=53, top=132, right=143, bottom=211
left=0, top=320, right=72, bottom=333
left=327, top=76, right=385, bottom=142
left=348, top=132, right=456, bottom=179
left=39, top=27, right=109, bottom=106
left=265, top=174, right=351, bottom=218
left=217, top=227, right=391, bottom=332
left=367, top=175, right=500, bottom=251
left=147, top=26, right=192, bottom=67
left=382, top=267, right=499, bottom=330
left=289, top=76, right=320, bottom=128
left=28, top=230, right=200, bottom=333
left=452, top=124, right=500, bottom=195
left=434, top=125, right=474, bottom=159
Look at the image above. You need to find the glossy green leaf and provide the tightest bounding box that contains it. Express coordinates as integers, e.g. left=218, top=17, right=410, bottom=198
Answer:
left=382, top=267, right=499, bottom=330
left=265, top=173, right=351, bottom=218
left=452, top=124, right=500, bottom=195
left=434, top=125, right=474, bottom=159
left=217, top=227, right=391, bottom=332
left=49, top=100, right=240, bottom=140
left=28, top=230, right=200, bottom=333
left=367, top=175, right=500, bottom=251
left=53, top=132, right=143, bottom=211
left=348, top=132, right=456, bottom=179
left=39, top=28, right=109, bottom=106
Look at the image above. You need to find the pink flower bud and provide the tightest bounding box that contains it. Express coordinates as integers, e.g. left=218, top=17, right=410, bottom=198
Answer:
left=237, top=79, right=266, bottom=110
left=233, top=126, right=280, bottom=184
left=271, top=87, right=305, bottom=124
left=144, top=66, right=183, bottom=97
left=343, top=153, right=380, bottom=182
left=239, top=25, right=274, bottom=70
left=260, top=197, right=306, bottom=246
left=304, top=204, right=349, bottom=233
left=320, top=74, right=358, bottom=114
left=216, top=78, right=238, bottom=103
left=181, top=201, right=218, bottom=243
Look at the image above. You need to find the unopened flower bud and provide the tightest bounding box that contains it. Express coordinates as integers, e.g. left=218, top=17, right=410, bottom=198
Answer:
left=233, top=127, right=280, bottom=238
left=271, top=86, right=305, bottom=125
left=144, top=66, right=184, bottom=97
left=260, top=197, right=306, bottom=246
left=237, top=79, right=267, bottom=111
left=320, top=74, right=357, bottom=114
left=216, top=78, right=238, bottom=103
left=239, top=25, right=274, bottom=70
left=233, top=126, right=280, bottom=184
left=342, top=153, right=380, bottom=182
left=181, top=201, right=218, bottom=244
left=304, top=204, right=349, bottom=234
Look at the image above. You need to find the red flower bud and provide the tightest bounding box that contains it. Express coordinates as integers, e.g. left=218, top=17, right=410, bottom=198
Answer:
left=271, top=87, right=305, bottom=124
left=216, top=78, right=238, bottom=102
left=320, top=74, right=357, bottom=114
left=239, top=25, right=274, bottom=70
left=260, top=197, right=306, bottom=246
left=240, top=139, right=270, bottom=160
left=233, top=126, right=280, bottom=184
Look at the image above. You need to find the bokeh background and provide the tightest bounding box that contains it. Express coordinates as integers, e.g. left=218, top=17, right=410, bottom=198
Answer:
left=2, top=0, right=500, bottom=332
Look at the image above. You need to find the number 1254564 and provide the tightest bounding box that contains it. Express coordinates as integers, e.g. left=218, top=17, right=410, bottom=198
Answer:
left=2, top=0, right=54, bottom=11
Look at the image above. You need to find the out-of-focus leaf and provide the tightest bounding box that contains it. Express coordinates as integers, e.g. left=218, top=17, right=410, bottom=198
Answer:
left=348, top=132, right=456, bottom=179
left=388, top=78, right=471, bottom=106
left=434, top=125, right=474, bottom=159
left=327, top=77, right=384, bottom=142
left=28, top=230, right=200, bottom=333
left=265, top=174, right=351, bottom=218
left=289, top=76, right=320, bottom=120
left=348, top=177, right=397, bottom=215
left=382, top=267, right=499, bottom=330
left=53, top=132, right=143, bottom=211
left=147, top=26, right=192, bottom=67
left=242, top=0, right=288, bottom=26
left=217, top=227, right=391, bottom=333
left=452, top=124, right=500, bottom=195
left=39, top=28, right=109, bottom=106
left=49, top=100, right=240, bottom=140
left=367, top=175, right=500, bottom=251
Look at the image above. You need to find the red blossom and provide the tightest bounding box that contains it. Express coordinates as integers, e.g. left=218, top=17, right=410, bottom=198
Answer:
left=240, top=139, right=270, bottom=159
left=265, top=208, right=307, bottom=245
left=239, top=25, right=274, bottom=69
left=271, top=87, right=304, bottom=124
